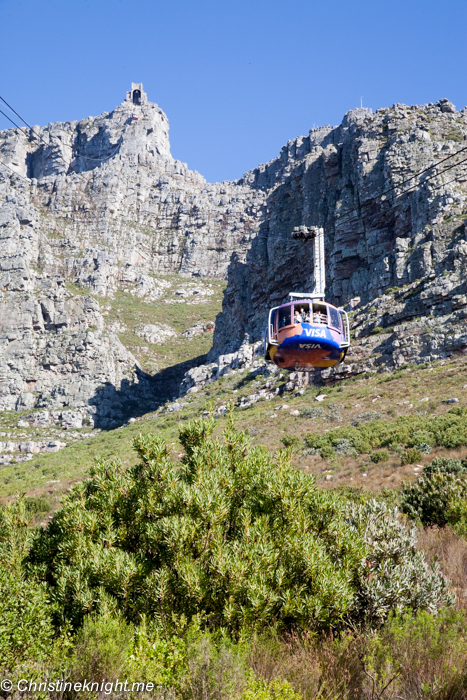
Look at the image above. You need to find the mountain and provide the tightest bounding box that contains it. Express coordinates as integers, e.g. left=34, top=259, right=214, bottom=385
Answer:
left=1, top=86, right=466, bottom=435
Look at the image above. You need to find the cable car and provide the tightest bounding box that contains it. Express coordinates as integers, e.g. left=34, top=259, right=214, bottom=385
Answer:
left=263, top=226, right=350, bottom=370
left=264, top=294, right=350, bottom=370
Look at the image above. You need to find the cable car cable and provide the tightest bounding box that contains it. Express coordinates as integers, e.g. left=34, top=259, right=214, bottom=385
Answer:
left=1, top=93, right=466, bottom=234
left=249, top=155, right=467, bottom=244
left=0, top=95, right=34, bottom=129
left=0, top=104, right=71, bottom=170
left=250, top=146, right=467, bottom=243
left=0, top=94, right=121, bottom=164
left=3, top=91, right=467, bottom=179
left=0, top=156, right=31, bottom=182
left=330, top=154, right=467, bottom=231
left=328, top=144, right=467, bottom=229
left=0, top=108, right=31, bottom=138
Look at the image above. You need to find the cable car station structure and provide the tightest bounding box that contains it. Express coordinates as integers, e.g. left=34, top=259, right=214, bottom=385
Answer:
left=264, top=227, right=350, bottom=371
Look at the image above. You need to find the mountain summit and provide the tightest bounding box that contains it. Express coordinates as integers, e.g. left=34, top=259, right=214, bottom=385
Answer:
left=0, top=86, right=466, bottom=428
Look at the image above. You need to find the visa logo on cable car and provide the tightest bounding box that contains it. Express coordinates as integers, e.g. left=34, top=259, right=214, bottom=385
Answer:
left=304, top=327, right=327, bottom=338
left=299, top=343, right=322, bottom=349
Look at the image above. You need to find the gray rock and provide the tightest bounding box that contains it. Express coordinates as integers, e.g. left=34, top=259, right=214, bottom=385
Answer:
left=1, top=85, right=466, bottom=419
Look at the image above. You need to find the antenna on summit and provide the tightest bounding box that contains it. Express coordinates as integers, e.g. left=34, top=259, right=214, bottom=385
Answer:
left=360, top=96, right=363, bottom=108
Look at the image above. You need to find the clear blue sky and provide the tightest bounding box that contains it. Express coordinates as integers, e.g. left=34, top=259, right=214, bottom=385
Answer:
left=1, top=0, right=466, bottom=183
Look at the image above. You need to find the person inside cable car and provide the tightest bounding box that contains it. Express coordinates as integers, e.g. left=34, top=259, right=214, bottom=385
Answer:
left=299, top=306, right=307, bottom=322
left=313, top=310, right=321, bottom=324
left=279, top=313, right=288, bottom=328
left=294, top=310, right=302, bottom=324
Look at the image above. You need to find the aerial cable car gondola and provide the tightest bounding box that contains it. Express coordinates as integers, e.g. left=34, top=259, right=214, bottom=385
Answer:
left=264, top=226, right=350, bottom=371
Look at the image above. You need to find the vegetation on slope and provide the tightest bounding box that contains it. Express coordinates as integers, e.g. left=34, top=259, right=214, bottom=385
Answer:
left=2, top=356, right=467, bottom=507
left=3, top=412, right=466, bottom=699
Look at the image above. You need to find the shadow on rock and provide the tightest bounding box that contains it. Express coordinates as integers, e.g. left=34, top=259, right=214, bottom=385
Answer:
left=90, top=355, right=207, bottom=429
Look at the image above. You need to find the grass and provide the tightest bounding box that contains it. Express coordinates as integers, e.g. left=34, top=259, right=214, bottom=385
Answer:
left=97, top=275, right=226, bottom=372
left=1, top=354, right=466, bottom=518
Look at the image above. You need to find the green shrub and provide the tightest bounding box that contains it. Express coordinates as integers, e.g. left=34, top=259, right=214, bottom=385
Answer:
left=180, top=632, right=248, bottom=699
left=401, top=457, right=467, bottom=527
left=346, top=501, right=453, bottom=625
left=281, top=435, right=302, bottom=450
left=24, top=496, right=50, bottom=515
left=424, top=456, right=467, bottom=476
left=370, top=450, right=389, bottom=463
left=29, top=417, right=450, bottom=636
left=125, top=616, right=186, bottom=688
left=351, top=411, right=382, bottom=425
left=0, top=500, right=55, bottom=670
left=30, top=417, right=367, bottom=634
left=242, top=675, right=302, bottom=699
left=71, top=614, right=133, bottom=683
left=304, top=408, right=467, bottom=459
left=380, top=370, right=405, bottom=382
left=319, top=444, right=335, bottom=460
left=417, top=443, right=432, bottom=455
left=365, top=607, right=467, bottom=698
left=300, top=406, right=323, bottom=419
left=334, top=439, right=357, bottom=456
left=401, top=447, right=422, bottom=465
left=406, top=430, right=434, bottom=448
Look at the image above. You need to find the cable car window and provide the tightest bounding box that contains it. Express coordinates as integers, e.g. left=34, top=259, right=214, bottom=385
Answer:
left=270, top=309, right=278, bottom=336
left=278, top=307, right=291, bottom=328
left=293, top=303, right=310, bottom=323
left=328, top=306, right=341, bottom=330
left=311, top=303, right=328, bottom=325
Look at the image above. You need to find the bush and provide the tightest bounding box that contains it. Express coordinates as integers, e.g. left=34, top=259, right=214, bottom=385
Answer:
left=125, top=616, right=186, bottom=689
left=300, top=407, right=323, bottom=419
left=182, top=633, right=248, bottom=700
left=24, top=496, right=50, bottom=516
left=242, top=675, right=302, bottom=699
left=0, top=500, right=55, bottom=670
left=352, top=411, right=382, bottom=425
left=304, top=408, right=467, bottom=459
left=400, top=447, right=422, bottom=465
left=365, top=608, right=467, bottom=699
left=417, top=443, right=432, bottom=455
left=71, top=614, right=133, bottom=683
left=281, top=435, right=302, bottom=450
left=334, top=439, right=357, bottom=457
left=424, top=456, right=467, bottom=476
left=29, top=417, right=450, bottom=637
left=30, top=417, right=367, bottom=634
left=325, top=403, right=342, bottom=423
left=370, top=450, right=389, bottom=463
left=346, top=501, right=453, bottom=626
left=319, top=444, right=335, bottom=461
left=401, top=457, right=467, bottom=528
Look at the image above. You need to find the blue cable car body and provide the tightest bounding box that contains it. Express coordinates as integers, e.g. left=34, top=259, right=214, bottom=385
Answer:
left=263, top=227, right=351, bottom=371
left=264, top=298, right=350, bottom=370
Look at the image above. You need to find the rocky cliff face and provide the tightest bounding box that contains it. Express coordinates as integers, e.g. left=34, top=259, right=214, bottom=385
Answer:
left=1, top=89, right=466, bottom=425
left=209, top=99, right=467, bottom=384
left=0, top=90, right=265, bottom=424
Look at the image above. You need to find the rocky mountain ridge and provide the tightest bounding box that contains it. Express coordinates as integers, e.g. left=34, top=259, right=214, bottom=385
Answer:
left=1, top=88, right=466, bottom=434
left=203, top=98, right=467, bottom=391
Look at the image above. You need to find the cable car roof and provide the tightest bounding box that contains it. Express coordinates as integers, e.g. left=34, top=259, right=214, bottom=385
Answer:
left=271, top=298, right=341, bottom=311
